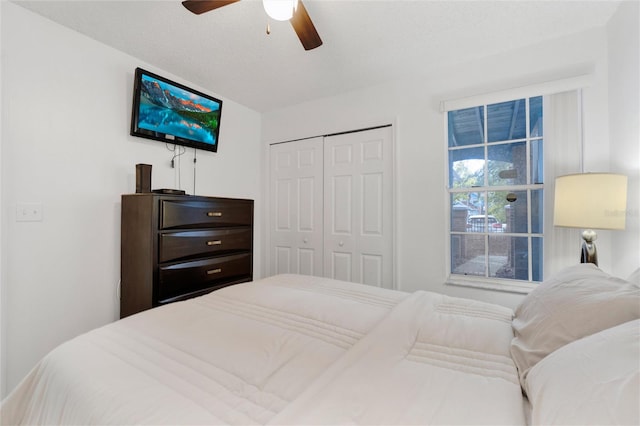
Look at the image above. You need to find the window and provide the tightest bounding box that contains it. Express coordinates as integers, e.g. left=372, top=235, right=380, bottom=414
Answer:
left=447, top=96, right=544, bottom=287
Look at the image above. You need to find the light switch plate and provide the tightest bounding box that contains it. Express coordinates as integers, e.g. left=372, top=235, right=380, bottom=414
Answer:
left=16, top=203, right=43, bottom=222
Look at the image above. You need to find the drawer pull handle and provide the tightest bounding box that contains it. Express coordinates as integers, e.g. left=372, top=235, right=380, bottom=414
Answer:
left=207, top=240, right=222, bottom=246
left=207, top=268, right=222, bottom=275
left=207, top=212, right=222, bottom=217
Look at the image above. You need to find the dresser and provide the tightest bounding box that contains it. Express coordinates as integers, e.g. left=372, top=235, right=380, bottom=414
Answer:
left=120, top=193, right=254, bottom=318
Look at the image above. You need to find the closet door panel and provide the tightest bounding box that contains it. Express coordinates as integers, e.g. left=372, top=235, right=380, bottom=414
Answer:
left=275, top=246, right=292, bottom=273
left=362, top=172, right=383, bottom=235
left=269, top=137, right=324, bottom=277
left=298, top=177, right=316, bottom=231
left=324, top=127, right=394, bottom=288
left=331, top=175, right=353, bottom=234
left=361, top=254, right=383, bottom=287
left=331, top=252, right=353, bottom=282
left=269, top=126, right=394, bottom=288
left=275, top=179, right=293, bottom=231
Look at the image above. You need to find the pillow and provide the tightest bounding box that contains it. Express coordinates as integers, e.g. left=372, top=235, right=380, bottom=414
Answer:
left=510, top=263, right=640, bottom=388
left=525, top=319, right=640, bottom=425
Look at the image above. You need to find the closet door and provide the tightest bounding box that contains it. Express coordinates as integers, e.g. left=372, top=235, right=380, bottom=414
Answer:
left=324, top=126, right=394, bottom=288
left=269, top=137, right=324, bottom=276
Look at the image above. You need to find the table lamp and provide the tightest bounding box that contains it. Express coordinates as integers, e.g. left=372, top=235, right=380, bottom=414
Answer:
left=553, top=173, right=627, bottom=265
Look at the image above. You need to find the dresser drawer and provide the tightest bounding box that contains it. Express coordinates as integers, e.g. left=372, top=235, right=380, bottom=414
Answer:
left=157, top=253, right=251, bottom=302
left=160, top=199, right=253, bottom=229
left=159, top=228, right=252, bottom=263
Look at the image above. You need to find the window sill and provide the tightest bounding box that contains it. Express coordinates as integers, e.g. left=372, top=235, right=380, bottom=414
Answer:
left=445, top=275, right=536, bottom=295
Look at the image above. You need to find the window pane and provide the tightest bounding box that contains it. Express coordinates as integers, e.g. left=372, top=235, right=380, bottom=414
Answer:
left=487, top=99, right=526, bottom=142
left=532, top=237, right=543, bottom=282
left=492, top=190, right=528, bottom=234
left=463, top=192, right=486, bottom=229
left=531, top=189, right=543, bottom=234
left=513, top=236, right=530, bottom=280
left=531, top=138, right=543, bottom=184
left=448, top=106, right=484, bottom=147
left=449, top=147, right=485, bottom=188
left=530, top=96, right=543, bottom=137
left=451, top=234, right=485, bottom=277
left=466, top=210, right=503, bottom=234
left=487, top=142, right=527, bottom=186
left=488, top=235, right=511, bottom=278
left=488, top=235, right=531, bottom=280
left=451, top=194, right=471, bottom=232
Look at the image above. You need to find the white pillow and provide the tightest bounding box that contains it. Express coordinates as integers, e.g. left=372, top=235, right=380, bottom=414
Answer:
left=510, top=263, right=640, bottom=388
left=526, top=319, right=640, bottom=426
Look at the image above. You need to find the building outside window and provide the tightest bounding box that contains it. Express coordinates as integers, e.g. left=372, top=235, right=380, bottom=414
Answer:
left=447, top=96, right=544, bottom=286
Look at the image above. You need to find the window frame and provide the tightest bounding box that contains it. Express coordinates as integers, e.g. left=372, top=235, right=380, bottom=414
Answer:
left=441, top=76, right=591, bottom=294
left=445, top=97, right=543, bottom=293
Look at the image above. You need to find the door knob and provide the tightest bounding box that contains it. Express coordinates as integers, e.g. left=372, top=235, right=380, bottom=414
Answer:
left=338, top=241, right=344, bottom=247
left=303, top=238, right=308, bottom=244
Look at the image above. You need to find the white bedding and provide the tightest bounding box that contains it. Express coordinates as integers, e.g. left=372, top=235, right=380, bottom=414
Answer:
left=1, top=274, right=407, bottom=425
left=271, top=291, right=524, bottom=425
left=1, top=274, right=524, bottom=425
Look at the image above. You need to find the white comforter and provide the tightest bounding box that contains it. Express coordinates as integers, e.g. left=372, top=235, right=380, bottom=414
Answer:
left=1, top=274, right=524, bottom=425
left=272, top=290, right=524, bottom=425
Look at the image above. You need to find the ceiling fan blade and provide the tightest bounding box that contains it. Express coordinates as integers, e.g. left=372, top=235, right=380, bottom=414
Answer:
left=182, top=0, right=240, bottom=15
left=290, top=0, right=322, bottom=50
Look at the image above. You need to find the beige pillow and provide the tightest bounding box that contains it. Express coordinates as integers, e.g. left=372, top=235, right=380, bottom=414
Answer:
left=510, top=263, right=640, bottom=388
left=526, top=319, right=639, bottom=425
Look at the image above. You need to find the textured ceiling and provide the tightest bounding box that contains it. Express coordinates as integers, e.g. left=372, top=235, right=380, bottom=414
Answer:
left=12, top=0, right=621, bottom=112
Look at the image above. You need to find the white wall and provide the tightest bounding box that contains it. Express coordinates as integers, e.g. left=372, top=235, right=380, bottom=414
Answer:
left=0, top=0, right=4, bottom=397
left=608, top=0, right=640, bottom=278
left=262, top=26, right=623, bottom=309
left=0, top=2, right=262, bottom=395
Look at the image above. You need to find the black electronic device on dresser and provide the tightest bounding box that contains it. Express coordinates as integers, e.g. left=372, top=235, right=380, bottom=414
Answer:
left=120, top=194, right=254, bottom=318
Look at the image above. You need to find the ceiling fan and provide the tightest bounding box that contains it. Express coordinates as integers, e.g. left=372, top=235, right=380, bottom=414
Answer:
left=182, top=0, right=323, bottom=51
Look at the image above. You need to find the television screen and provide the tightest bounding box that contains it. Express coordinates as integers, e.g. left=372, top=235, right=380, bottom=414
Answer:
left=130, top=68, right=222, bottom=152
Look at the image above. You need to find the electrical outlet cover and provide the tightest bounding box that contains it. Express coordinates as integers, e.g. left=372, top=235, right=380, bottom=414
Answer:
left=16, top=203, right=43, bottom=222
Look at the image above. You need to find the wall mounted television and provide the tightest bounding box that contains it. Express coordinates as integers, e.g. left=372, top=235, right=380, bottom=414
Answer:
left=130, top=68, right=223, bottom=152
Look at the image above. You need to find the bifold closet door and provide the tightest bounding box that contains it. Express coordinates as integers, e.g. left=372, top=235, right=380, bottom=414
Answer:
left=323, top=126, right=394, bottom=288
left=269, top=137, right=324, bottom=276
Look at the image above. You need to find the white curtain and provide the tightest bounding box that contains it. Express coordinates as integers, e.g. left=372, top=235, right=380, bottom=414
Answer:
left=544, top=90, right=583, bottom=276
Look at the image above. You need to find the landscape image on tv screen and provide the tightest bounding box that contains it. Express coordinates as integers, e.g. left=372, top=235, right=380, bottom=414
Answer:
left=135, top=71, right=222, bottom=149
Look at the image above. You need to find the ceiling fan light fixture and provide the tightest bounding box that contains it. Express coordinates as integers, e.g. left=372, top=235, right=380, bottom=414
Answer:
left=263, top=0, right=298, bottom=21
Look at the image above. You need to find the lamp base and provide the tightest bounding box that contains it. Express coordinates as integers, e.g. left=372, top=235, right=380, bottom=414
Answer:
left=580, top=229, right=598, bottom=266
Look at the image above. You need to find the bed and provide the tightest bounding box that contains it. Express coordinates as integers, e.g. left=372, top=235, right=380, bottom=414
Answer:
left=1, top=264, right=638, bottom=425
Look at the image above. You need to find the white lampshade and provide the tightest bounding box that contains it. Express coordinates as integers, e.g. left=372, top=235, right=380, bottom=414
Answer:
left=263, top=0, right=298, bottom=21
left=554, top=173, right=628, bottom=230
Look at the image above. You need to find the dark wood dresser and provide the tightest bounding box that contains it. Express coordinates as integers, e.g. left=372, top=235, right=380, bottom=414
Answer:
left=120, top=194, right=254, bottom=318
